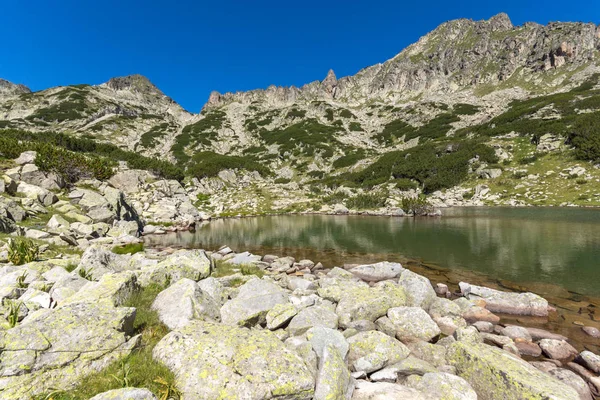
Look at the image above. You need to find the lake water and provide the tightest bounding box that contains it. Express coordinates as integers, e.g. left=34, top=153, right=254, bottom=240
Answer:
left=145, top=207, right=600, bottom=297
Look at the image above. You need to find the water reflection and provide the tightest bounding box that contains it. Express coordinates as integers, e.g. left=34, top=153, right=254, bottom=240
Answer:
left=145, top=208, right=600, bottom=296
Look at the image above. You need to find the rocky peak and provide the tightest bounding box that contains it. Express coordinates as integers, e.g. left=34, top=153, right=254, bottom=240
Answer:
left=488, top=12, right=513, bottom=31
left=0, top=78, right=31, bottom=97
left=105, top=74, right=163, bottom=96
left=322, top=69, right=337, bottom=96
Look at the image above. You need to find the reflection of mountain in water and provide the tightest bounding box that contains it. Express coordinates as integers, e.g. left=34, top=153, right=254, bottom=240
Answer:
left=145, top=208, right=600, bottom=296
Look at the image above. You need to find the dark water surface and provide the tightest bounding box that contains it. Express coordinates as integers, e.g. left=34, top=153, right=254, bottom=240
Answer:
left=146, top=207, right=600, bottom=297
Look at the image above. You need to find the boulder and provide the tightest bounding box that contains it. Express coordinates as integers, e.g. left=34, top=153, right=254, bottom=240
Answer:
left=407, top=372, right=477, bottom=400
left=447, top=342, right=579, bottom=400
left=16, top=182, right=57, bottom=206
left=314, top=344, right=353, bottom=400
left=352, top=380, right=429, bottom=400
left=336, top=281, right=406, bottom=328
left=398, top=270, right=436, bottom=311
left=47, top=215, right=70, bottom=230
left=108, top=170, right=153, bottom=194
left=153, top=321, right=314, bottom=399
left=459, top=282, right=548, bottom=316
left=62, top=271, right=139, bottom=307
left=78, top=245, right=131, bottom=279
left=387, top=306, right=441, bottom=342
left=138, top=249, right=212, bottom=286
left=152, top=278, right=220, bottom=330
left=288, top=305, right=339, bottom=335
left=547, top=368, right=593, bottom=400
left=220, top=278, right=288, bottom=326
left=266, top=303, right=298, bottom=330
left=89, top=388, right=158, bottom=400
left=347, top=330, right=410, bottom=373
left=14, top=151, right=37, bottom=165
left=575, top=351, right=600, bottom=374
left=348, top=262, right=404, bottom=282
left=0, top=302, right=138, bottom=399
left=307, top=326, right=349, bottom=359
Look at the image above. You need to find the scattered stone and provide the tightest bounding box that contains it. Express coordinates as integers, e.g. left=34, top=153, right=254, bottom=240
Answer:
left=336, top=281, right=406, bottom=328
left=288, top=305, right=339, bottom=335
left=266, top=303, right=298, bottom=330
left=347, top=330, right=410, bottom=373
left=220, top=278, right=288, bottom=326
left=575, top=351, right=600, bottom=374
left=307, top=326, right=349, bottom=359
left=314, top=344, right=352, bottom=400
left=387, top=306, right=441, bottom=342
left=459, top=282, right=549, bottom=316
left=398, top=269, right=436, bottom=311
left=348, top=261, right=404, bottom=282
left=407, top=372, right=477, bottom=400
left=538, top=339, right=578, bottom=360
left=582, top=326, right=600, bottom=338
left=352, top=380, right=429, bottom=400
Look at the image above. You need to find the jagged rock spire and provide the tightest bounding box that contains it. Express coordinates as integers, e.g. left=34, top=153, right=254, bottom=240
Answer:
left=488, top=13, right=513, bottom=31
left=322, top=69, right=338, bottom=97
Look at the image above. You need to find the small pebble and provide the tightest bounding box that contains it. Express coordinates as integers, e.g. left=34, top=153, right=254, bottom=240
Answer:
left=582, top=326, right=600, bottom=338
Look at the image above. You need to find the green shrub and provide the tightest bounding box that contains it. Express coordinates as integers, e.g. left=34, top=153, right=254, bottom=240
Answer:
left=286, top=108, right=306, bottom=119
left=401, top=196, right=432, bottom=216
left=576, top=178, right=588, bottom=185
left=112, top=243, right=144, bottom=255
left=519, top=154, right=538, bottom=165
left=322, top=191, right=347, bottom=205
left=333, top=151, right=366, bottom=169
left=187, top=151, right=269, bottom=179
left=346, top=192, right=387, bottom=209
left=259, top=119, right=341, bottom=158
left=569, top=112, right=600, bottom=162
left=274, top=177, right=291, bottom=184
left=7, top=238, right=39, bottom=265
left=394, top=178, right=418, bottom=191
left=453, top=103, right=480, bottom=115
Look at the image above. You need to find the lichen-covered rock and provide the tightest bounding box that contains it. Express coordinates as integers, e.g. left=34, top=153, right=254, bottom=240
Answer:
left=288, top=305, right=339, bottom=335
left=152, top=278, right=220, bottom=329
left=397, top=270, right=436, bottom=311
left=547, top=368, right=593, bottom=400
left=153, top=321, right=314, bottom=399
left=348, top=262, right=404, bottom=282
left=62, top=271, right=139, bottom=307
left=347, top=330, right=410, bottom=373
left=314, top=344, right=353, bottom=400
left=220, top=278, right=288, bottom=326
left=336, top=281, right=406, bottom=328
left=89, top=388, right=158, bottom=400
left=77, top=245, right=131, bottom=279
left=459, top=282, right=549, bottom=316
left=447, top=341, right=579, bottom=400
left=197, top=277, right=227, bottom=306
left=351, top=380, right=429, bottom=399
left=387, top=306, right=441, bottom=342
left=405, top=341, right=447, bottom=367
left=307, top=326, right=349, bottom=359
left=138, top=249, right=212, bottom=287
left=266, top=302, right=298, bottom=330
left=0, top=302, right=138, bottom=399
left=407, top=372, right=477, bottom=400
left=575, top=350, right=600, bottom=374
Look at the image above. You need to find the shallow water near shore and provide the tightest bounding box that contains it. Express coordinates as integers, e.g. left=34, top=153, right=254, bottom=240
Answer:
left=145, top=208, right=600, bottom=352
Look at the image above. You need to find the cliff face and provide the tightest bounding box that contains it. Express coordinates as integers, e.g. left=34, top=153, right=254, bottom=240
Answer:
left=0, top=79, right=31, bottom=98
left=204, top=14, right=600, bottom=109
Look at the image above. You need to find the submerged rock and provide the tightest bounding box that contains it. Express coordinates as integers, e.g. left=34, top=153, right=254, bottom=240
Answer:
left=348, top=262, right=404, bottom=282
left=153, top=321, right=314, bottom=399
left=459, top=282, right=549, bottom=316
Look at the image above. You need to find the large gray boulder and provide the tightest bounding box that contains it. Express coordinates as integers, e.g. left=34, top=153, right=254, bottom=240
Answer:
left=387, top=306, right=441, bottom=342
left=220, top=278, right=288, bottom=326
left=89, top=388, right=158, bottom=400
left=77, top=245, right=131, bottom=279
left=16, top=182, right=57, bottom=206
left=153, top=321, right=314, bottom=399
left=288, top=305, right=339, bottom=335
left=447, top=342, right=579, bottom=399
left=335, top=281, right=406, bottom=328
left=348, top=262, right=404, bottom=282
left=459, top=282, right=549, bottom=316
left=108, top=170, right=153, bottom=194
left=151, top=278, right=220, bottom=329
left=398, top=270, right=436, bottom=311
left=314, top=344, right=353, bottom=400
left=352, top=380, right=429, bottom=400
left=138, top=249, right=212, bottom=287
left=0, top=302, right=138, bottom=399
left=576, top=351, right=600, bottom=374
left=407, top=372, right=477, bottom=400
left=347, top=330, right=411, bottom=373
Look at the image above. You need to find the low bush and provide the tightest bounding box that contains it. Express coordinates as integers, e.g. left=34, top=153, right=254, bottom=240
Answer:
left=187, top=151, right=269, bottom=179
left=401, top=196, right=432, bottom=216
left=346, top=192, right=387, bottom=209
left=7, top=237, right=39, bottom=265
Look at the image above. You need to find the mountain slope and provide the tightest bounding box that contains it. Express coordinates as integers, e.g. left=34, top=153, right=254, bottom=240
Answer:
left=2, top=13, right=600, bottom=213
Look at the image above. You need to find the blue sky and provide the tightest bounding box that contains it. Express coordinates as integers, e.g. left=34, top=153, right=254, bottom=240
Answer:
left=1, top=0, right=598, bottom=112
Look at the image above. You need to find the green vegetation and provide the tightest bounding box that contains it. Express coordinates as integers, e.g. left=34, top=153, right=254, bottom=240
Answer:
left=112, top=243, right=144, bottom=255
left=332, top=140, right=497, bottom=193
left=332, top=150, right=366, bottom=169
left=346, top=192, right=387, bottom=209
left=401, top=196, right=432, bottom=215
left=172, top=110, right=226, bottom=164
left=187, top=151, right=269, bottom=179
left=138, top=123, right=170, bottom=149
left=6, top=300, right=22, bottom=328
left=286, top=108, right=306, bottom=119
left=259, top=119, right=342, bottom=158
left=7, top=237, right=39, bottom=265
left=0, top=129, right=184, bottom=181
left=349, top=122, right=363, bottom=131
left=212, top=259, right=265, bottom=279
left=49, top=284, right=178, bottom=399
left=453, top=103, right=480, bottom=115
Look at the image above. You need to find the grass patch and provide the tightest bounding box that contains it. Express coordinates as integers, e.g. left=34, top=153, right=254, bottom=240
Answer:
left=43, top=285, right=178, bottom=399
left=112, top=242, right=144, bottom=255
